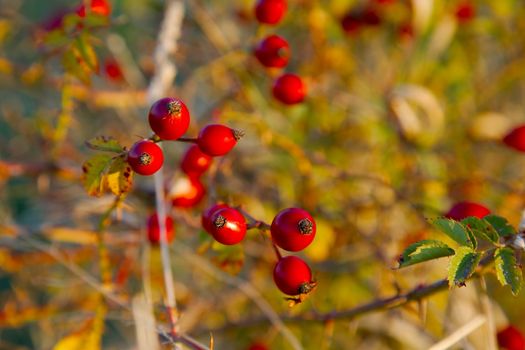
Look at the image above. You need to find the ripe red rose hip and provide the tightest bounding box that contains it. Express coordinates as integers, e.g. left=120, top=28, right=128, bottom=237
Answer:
left=171, top=176, right=206, bottom=208
left=271, top=208, right=316, bottom=251
left=445, top=201, right=490, bottom=221
left=148, top=97, right=190, bottom=140
left=255, top=0, right=287, bottom=25
left=209, top=207, right=247, bottom=245
left=254, top=35, right=290, bottom=68
left=202, top=203, right=230, bottom=233
left=147, top=213, right=175, bottom=244
left=503, top=125, right=525, bottom=152
left=455, top=2, right=475, bottom=23
left=197, top=124, right=243, bottom=157
left=497, top=325, right=525, bottom=350
left=272, top=73, right=306, bottom=105
left=180, top=144, right=213, bottom=177
left=273, top=256, right=314, bottom=295
left=127, top=140, right=164, bottom=176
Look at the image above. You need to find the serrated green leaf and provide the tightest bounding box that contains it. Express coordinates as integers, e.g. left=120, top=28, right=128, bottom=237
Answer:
left=494, top=247, right=522, bottom=295
left=430, top=217, right=476, bottom=248
left=85, top=136, right=125, bottom=153
left=484, top=215, right=515, bottom=237
left=447, top=246, right=481, bottom=287
left=398, top=239, right=455, bottom=268
left=461, top=217, right=499, bottom=244
left=82, top=153, right=113, bottom=196
left=104, top=155, right=133, bottom=196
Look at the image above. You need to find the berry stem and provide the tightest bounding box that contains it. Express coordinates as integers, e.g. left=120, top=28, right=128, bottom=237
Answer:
left=176, top=137, right=199, bottom=143
left=272, top=242, right=283, bottom=260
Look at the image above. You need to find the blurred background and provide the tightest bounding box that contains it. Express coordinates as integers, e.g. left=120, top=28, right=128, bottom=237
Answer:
left=1, top=0, right=525, bottom=349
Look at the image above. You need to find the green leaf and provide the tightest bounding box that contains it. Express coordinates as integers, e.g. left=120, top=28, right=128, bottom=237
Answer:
left=447, top=246, right=481, bottom=287
left=494, top=247, right=522, bottom=295
left=398, top=240, right=455, bottom=268
left=82, top=154, right=133, bottom=196
left=85, top=136, right=125, bottom=153
left=461, top=217, right=499, bottom=244
left=484, top=215, right=515, bottom=237
left=430, top=217, right=476, bottom=248
left=82, top=153, right=113, bottom=196
left=104, top=155, right=133, bottom=196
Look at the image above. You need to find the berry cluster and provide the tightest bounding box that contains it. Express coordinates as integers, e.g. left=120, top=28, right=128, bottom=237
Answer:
left=202, top=204, right=318, bottom=297
left=122, top=96, right=317, bottom=298
left=253, top=0, right=306, bottom=105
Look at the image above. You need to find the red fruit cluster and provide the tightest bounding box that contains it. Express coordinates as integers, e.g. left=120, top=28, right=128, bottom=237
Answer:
left=201, top=203, right=246, bottom=245
left=127, top=97, right=241, bottom=182
left=252, top=0, right=306, bottom=105
left=497, top=325, right=525, bottom=350
left=339, top=2, right=417, bottom=43
left=444, top=201, right=490, bottom=221
left=147, top=213, right=175, bottom=244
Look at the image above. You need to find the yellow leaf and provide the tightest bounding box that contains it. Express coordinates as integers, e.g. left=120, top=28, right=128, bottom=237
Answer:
left=53, top=303, right=106, bottom=350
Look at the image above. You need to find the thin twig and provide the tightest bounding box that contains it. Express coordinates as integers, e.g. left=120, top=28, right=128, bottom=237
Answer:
left=146, top=0, right=186, bottom=345
left=428, top=315, right=486, bottom=350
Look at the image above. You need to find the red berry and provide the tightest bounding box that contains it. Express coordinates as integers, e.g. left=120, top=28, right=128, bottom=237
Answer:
left=148, top=97, right=191, bottom=141
left=202, top=203, right=230, bottom=233
left=398, top=22, right=414, bottom=41
left=497, top=325, right=525, bottom=350
left=273, top=256, right=314, bottom=296
left=104, top=58, right=123, bottom=82
left=197, top=124, right=243, bottom=157
left=271, top=208, right=316, bottom=252
left=254, top=34, right=290, bottom=68
left=341, top=13, right=362, bottom=35
left=209, top=207, right=247, bottom=245
left=180, top=144, right=213, bottom=177
left=361, top=8, right=381, bottom=26
left=455, top=2, right=475, bottom=23
left=171, top=176, right=206, bottom=208
left=147, top=213, right=175, bottom=244
left=76, top=0, right=112, bottom=17
left=272, top=73, right=306, bottom=105
left=255, top=0, right=287, bottom=25
left=445, top=201, right=490, bottom=221
left=127, top=140, right=164, bottom=176
left=247, top=342, right=269, bottom=350
left=503, top=125, right=525, bottom=152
